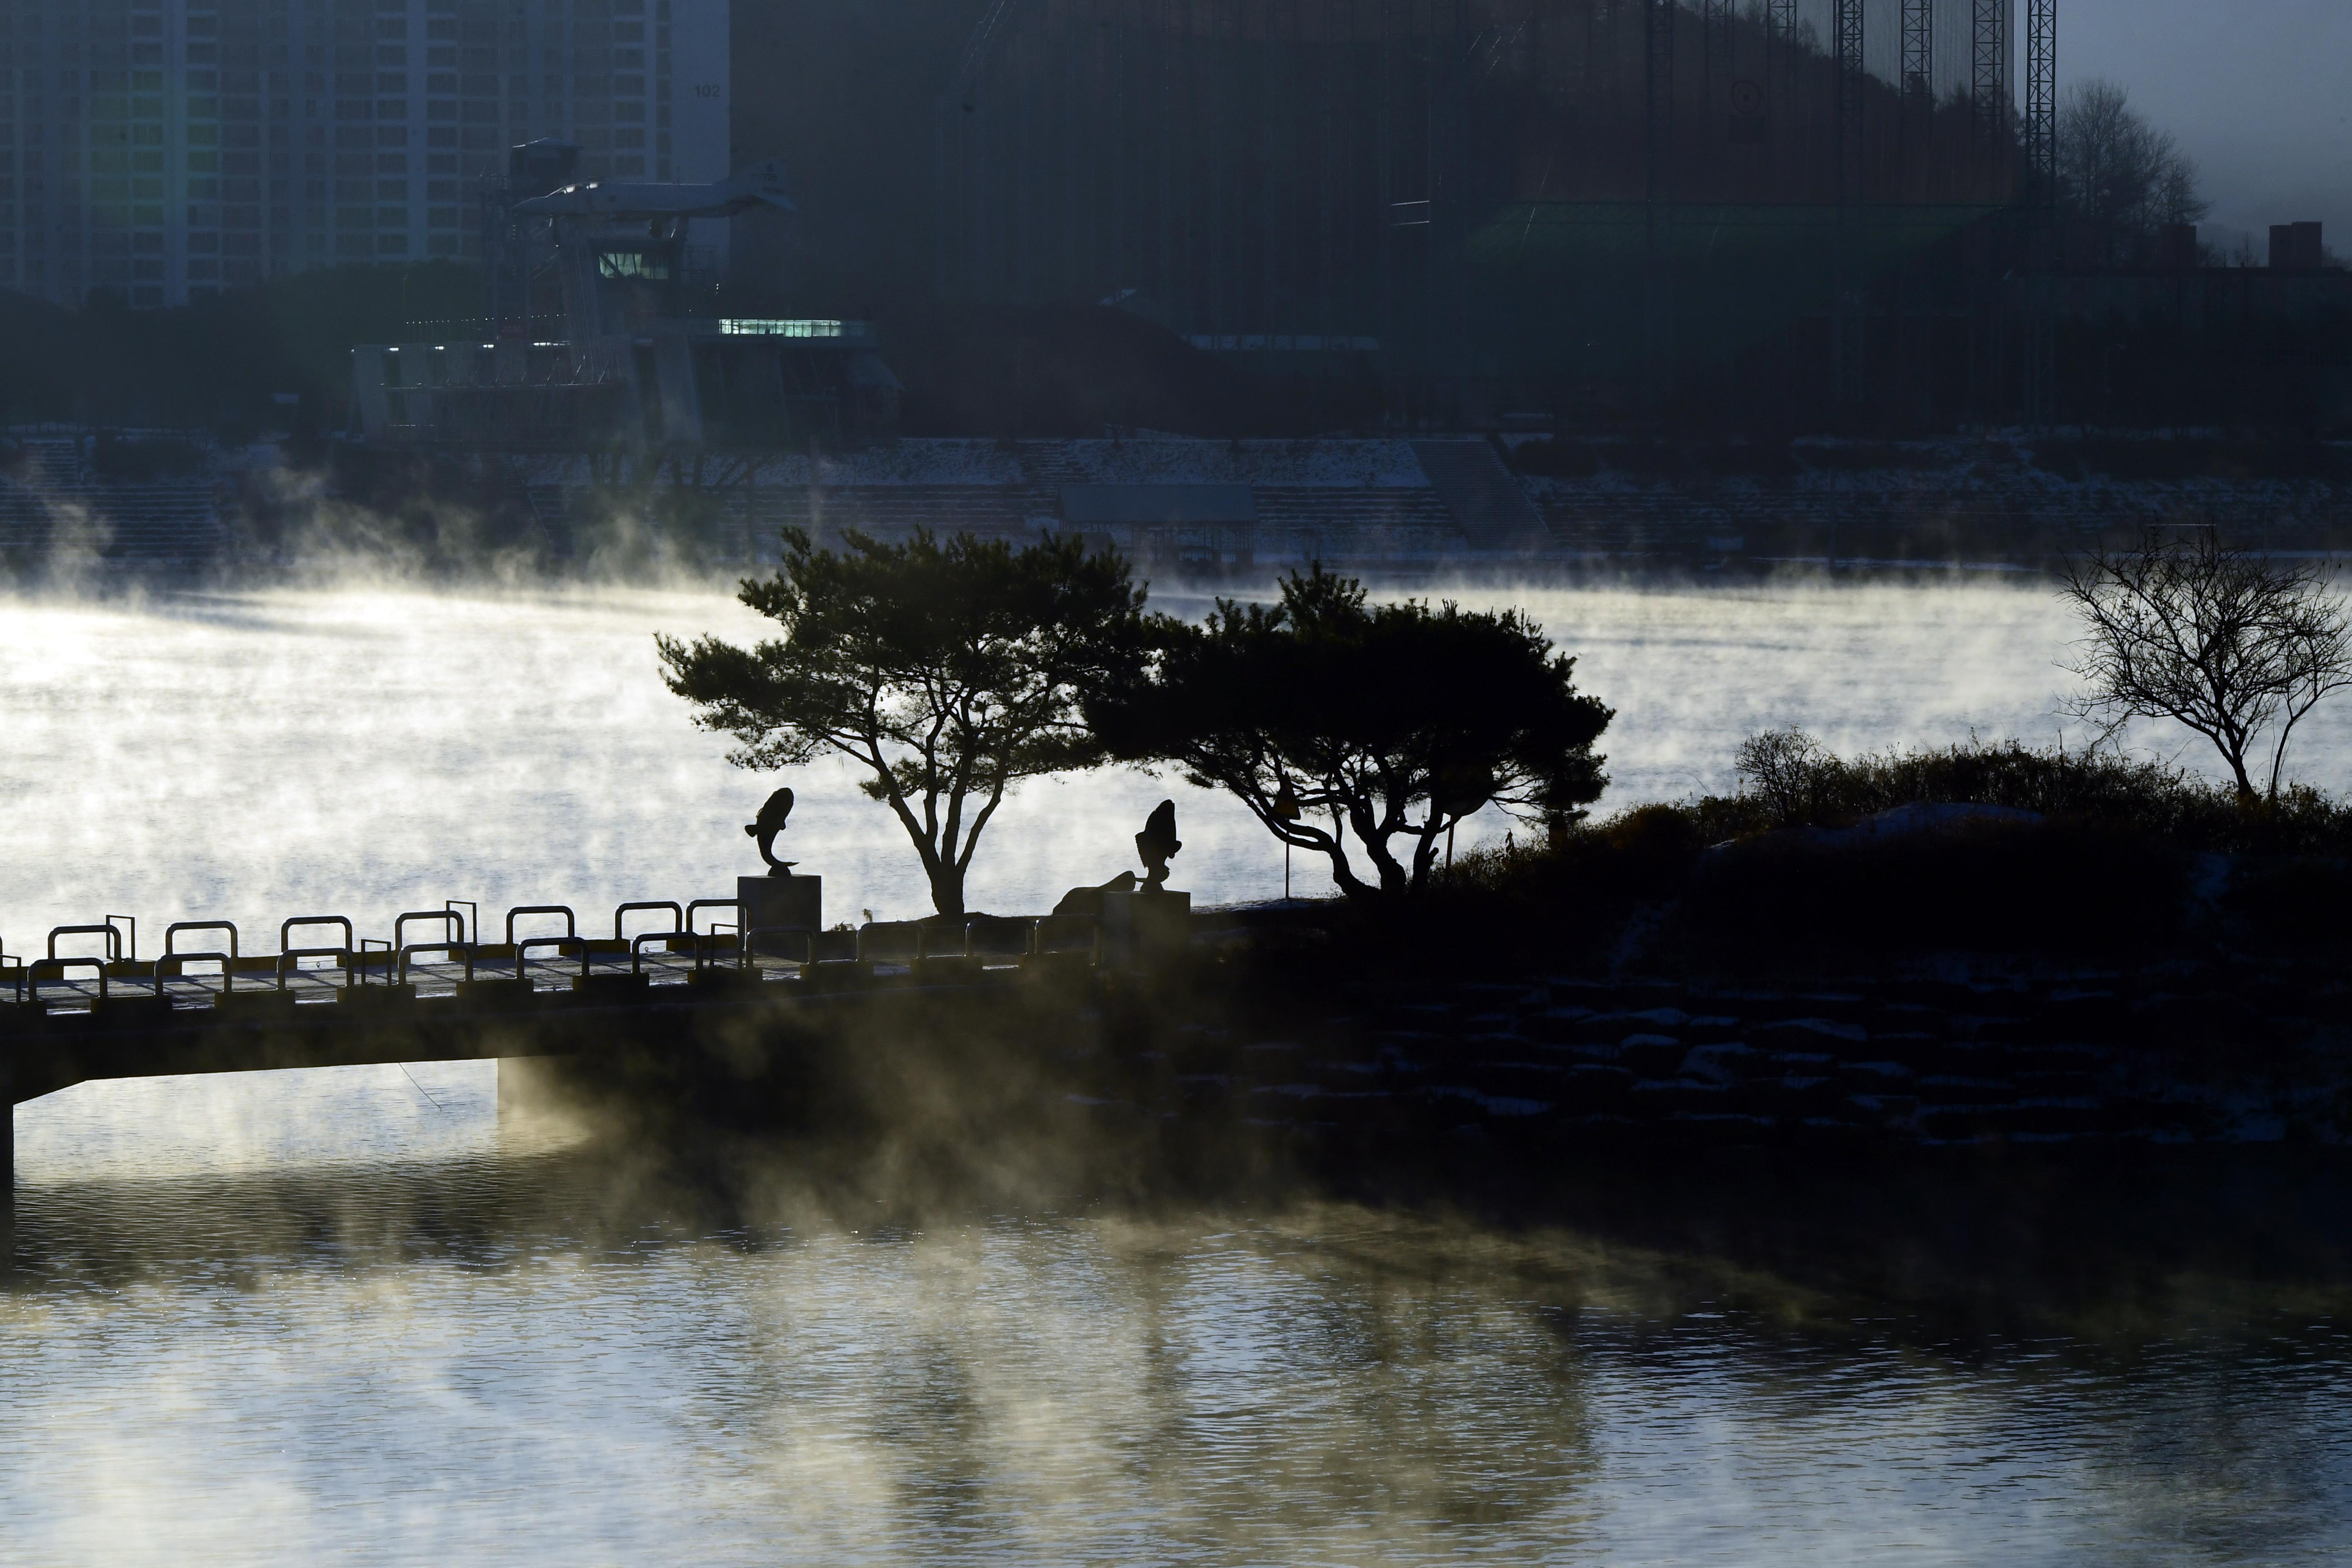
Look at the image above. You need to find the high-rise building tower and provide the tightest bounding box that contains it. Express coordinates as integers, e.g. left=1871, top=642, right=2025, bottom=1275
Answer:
left=0, top=0, right=728, bottom=310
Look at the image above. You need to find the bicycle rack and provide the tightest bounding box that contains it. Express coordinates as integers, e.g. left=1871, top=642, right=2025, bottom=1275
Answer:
left=155, top=950, right=235, bottom=1001
left=164, top=920, right=240, bottom=961
left=444, top=900, right=477, bottom=946
left=276, top=947, right=356, bottom=992
left=27, top=956, right=107, bottom=1006
left=104, top=914, right=138, bottom=963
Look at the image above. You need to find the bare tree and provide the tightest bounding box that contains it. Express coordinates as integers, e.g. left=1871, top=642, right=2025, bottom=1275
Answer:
left=2057, top=79, right=2209, bottom=264
left=2059, top=531, right=2352, bottom=802
left=1734, top=726, right=1828, bottom=828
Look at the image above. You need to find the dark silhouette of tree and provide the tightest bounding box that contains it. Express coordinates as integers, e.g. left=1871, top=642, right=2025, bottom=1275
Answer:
left=2056, top=79, right=2208, bottom=265
left=658, top=527, right=1149, bottom=918
left=1089, top=566, right=1612, bottom=901
left=2061, top=530, right=2352, bottom=803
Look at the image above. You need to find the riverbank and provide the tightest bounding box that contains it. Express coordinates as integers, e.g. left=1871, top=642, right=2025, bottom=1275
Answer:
left=11, top=427, right=2352, bottom=580
left=488, top=947, right=2352, bottom=1341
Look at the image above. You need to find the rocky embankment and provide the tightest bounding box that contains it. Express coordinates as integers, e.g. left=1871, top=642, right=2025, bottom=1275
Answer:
left=1128, top=969, right=2352, bottom=1154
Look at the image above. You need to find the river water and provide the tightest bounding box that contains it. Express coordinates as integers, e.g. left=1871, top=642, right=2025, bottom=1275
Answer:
left=4, top=575, right=2349, bottom=1563
left=16, top=570, right=2350, bottom=936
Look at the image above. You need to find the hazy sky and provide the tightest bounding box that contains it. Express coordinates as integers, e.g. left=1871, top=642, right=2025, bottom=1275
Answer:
left=2060, top=0, right=2352, bottom=248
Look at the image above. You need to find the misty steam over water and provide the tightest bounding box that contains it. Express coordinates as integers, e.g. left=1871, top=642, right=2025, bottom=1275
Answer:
left=5, top=577, right=2351, bottom=1563
left=9, top=572, right=2326, bottom=934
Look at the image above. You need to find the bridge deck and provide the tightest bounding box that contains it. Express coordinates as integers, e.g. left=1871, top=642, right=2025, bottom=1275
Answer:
left=3, top=951, right=815, bottom=1012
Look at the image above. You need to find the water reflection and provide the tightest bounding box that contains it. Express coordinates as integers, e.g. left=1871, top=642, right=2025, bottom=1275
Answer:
left=4, top=1070, right=2349, bottom=1565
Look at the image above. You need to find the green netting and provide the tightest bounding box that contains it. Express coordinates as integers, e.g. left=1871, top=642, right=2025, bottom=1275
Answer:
left=1462, top=201, right=2004, bottom=378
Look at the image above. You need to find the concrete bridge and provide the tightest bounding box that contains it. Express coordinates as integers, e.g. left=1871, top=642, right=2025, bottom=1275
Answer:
left=0, top=897, right=1119, bottom=1176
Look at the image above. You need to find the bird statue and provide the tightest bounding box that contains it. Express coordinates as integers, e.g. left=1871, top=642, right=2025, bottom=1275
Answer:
left=1135, top=799, right=1181, bottom=891
left=745, top=786, right=797, bottom=876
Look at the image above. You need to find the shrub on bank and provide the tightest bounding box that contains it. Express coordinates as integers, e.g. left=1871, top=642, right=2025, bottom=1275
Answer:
left=1691, top=731, right=2352, bottom=857
left=1402, top=734, right=2352, bottom=973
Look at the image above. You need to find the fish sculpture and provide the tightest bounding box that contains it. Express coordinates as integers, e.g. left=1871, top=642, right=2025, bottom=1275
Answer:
left=1135, top=799, right=1181, bottom=891
left=746, top=786, right=797, bottom=876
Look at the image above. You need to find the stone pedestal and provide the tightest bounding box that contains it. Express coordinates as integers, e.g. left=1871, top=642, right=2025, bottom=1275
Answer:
left=1101, top=890, right=1190, bottom=967
left=739, top=874, right=823, bottom=956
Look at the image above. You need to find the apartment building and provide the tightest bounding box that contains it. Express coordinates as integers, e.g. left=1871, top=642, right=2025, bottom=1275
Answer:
left=0, top=0, right=727, bottom=308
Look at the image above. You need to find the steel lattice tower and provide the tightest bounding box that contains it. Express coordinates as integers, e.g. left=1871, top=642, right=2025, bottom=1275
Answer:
left=2025, top=0, right=2058, bottom=194
left=1902, top=0, right=1934, bottom=104
left=1830, top=0, right=1866, bottom=411
left=2023, top=0, right=2058, bottom=423
left=1646, top=1, right=1684, bottom=404
left=1971, top=0, right=2007, bottom=150
left=1644, top=0, right=1678, bottom=403
left=1765, top=0, right=1795, bottom=110
left=1834, top=0, right=1865, bottom=201
left=1701, top=0, right=1731, bottom=132
left=1645, top=0, right=1676, bottom=205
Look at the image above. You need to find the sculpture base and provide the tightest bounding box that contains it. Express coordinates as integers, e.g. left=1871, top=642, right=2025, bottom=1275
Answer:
left=739, top=874, right=823, bottom=956
left=1101, top=890, right=1190, bottom=967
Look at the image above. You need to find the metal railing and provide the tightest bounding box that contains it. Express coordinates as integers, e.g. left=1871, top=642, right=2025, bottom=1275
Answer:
left=395, top=910, right=464, bottom=953
left=0, top=894, right=1113, bottom=1014
left=156, top=950, right=235, bottom=1001
left=507, top=905, right=576, bottom=947
left=49, top=924, right=123, bottom=963
left=164, top=920, right=239, bottom=961
left=277, top=947, right=355, bottom=993
left=27, top=956, right=106, bottom=1006
left=629, top=930, right=687, bottom=974
left=614, top=901, right=683, bottom=941
left=515, top=934, right=574, bottom=983
left=396, top=942, right=469, bottom=986
left=282, top=916, right=354, bottom=955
